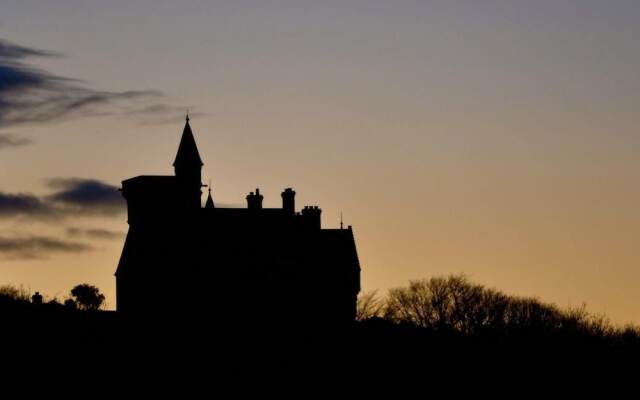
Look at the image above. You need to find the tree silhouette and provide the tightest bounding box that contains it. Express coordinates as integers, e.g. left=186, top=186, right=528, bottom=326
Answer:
left=384, top=275, right=563, bottom=333
left=0, top=284, right=31, bottom=303
left=70, top=284, right=105, bottom=311
left=356, top=290, right=384, bottom=321
left=64, top=298, right=77, bottom=309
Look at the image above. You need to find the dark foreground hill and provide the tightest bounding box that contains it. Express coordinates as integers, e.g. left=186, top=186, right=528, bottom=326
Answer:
left=2, top=301, right=638, bottom=390
left=3, top=276, right=639, bottom=391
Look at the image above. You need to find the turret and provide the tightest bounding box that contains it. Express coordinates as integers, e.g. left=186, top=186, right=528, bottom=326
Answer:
left=173, top=115, right=203, bottom=209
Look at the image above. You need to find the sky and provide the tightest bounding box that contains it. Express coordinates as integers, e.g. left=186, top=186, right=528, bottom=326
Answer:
left=1, top=0, right=640, bottom=323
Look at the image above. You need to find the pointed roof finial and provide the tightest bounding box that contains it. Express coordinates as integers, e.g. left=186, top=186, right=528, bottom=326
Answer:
left=186, top=109, right=190, bottom=122
left=174, top=115, right=203, bottom=167
left=340, top=211, right=344, bottom=230
left=205, top=179, right=215, bottom=209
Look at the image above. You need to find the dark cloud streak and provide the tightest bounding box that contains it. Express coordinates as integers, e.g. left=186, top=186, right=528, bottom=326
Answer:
left=0, top=235, right=92, bottom=259
left=46, top=178, right=125, bottom=216
left=66, top=227, right=124, bottom=240
left=0, top=133, right=32, bottom=149
left=0, top=177, right=125, bottom=219
left=0, top=38, right=181, bottom=128
left=0, top=192, right=52, bottom=217
left=0, top=40, right=59, bottom=59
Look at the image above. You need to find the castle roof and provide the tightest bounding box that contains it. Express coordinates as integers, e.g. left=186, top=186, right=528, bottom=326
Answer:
left=173, top=117, right=203, bottom=167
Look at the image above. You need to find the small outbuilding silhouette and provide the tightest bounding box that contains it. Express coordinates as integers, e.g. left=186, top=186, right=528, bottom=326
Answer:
left=115, top=117, right=361, bottom=324
left=31, top=291, right=42, bottom=305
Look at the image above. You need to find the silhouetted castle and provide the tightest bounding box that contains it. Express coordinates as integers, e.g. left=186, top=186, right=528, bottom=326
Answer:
left=115, top=117, right=361, bottom=324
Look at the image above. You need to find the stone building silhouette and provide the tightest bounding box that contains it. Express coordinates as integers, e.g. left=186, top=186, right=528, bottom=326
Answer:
left=115, top=117, right=361, bottom=324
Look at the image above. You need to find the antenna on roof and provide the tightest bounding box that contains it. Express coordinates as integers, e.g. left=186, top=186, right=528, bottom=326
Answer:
left=340, top=211, right=344, bottom=230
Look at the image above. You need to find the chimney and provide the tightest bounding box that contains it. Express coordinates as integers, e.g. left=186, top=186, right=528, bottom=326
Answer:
left=31, top=291, right=43, bottom=306
left=281, top=188, right=296, bottom=215
left=301, top=206, right=322, bottom=230
left=246, top=188, right=264, bottom=210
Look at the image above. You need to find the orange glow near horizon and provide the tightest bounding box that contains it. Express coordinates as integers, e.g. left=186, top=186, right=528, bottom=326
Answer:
left=2, top=1, right=640, bottom=324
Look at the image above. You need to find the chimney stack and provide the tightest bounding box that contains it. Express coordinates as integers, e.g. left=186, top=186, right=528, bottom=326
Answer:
left=301, top=206, right=322, bottom=230
left=246, top=188, right=264, bottom=210
left=281, top=188, right=296, bottom=214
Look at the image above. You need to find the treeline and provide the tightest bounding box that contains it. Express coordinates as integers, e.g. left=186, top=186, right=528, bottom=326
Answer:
left=357, top=275, right=640, bottom=347
left=0, top=283, right=118, bottom=369
left=0, top=283, right=105, bottom=311
left=2, top=276, right=639, bottom=383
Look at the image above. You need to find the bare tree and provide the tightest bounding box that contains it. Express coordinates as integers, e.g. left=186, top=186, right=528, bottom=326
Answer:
left=377, top=273, right=640, bottom=346
left=0, top=284, right=31, bottom=303
left=356, top=290, right=384, bottom=321
left=384, top=275, right=477, bottom=330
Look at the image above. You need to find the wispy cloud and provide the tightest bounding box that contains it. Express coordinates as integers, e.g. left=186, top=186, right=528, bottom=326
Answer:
left=0, top=235, right=92, bottom=259
left=0, top=38, right=189, bottom=128
left=46, top=178, right=125, bottom=216
left=66, top=227, right=124, bottom=240
left=0, top=40, right=58, bottom=59
left=0, top=192, right=53, bottom=217
left=0, top=177, right=125, bottom=219
left=0, top=133, right=32, bottom=149
left=127, top=105, right=206, bottom=126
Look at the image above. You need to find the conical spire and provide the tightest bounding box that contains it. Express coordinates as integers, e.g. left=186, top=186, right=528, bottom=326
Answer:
left=173, top=115, right=203, bottom=167
left=205, top=180, right=215, bottom=209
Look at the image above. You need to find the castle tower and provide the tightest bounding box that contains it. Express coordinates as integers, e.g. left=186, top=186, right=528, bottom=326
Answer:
left=173, top=115, right=203, bottom=209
